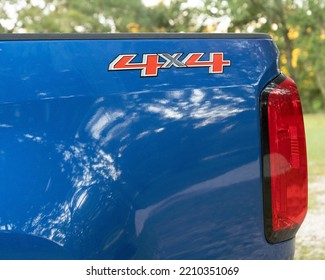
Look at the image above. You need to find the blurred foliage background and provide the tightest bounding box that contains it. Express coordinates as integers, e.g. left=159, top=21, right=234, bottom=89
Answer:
left=0, top=0, right=324, bottom=113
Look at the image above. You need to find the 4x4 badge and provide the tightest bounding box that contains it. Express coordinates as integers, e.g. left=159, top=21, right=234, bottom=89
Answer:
left=108, top=52, right=231, bottom=77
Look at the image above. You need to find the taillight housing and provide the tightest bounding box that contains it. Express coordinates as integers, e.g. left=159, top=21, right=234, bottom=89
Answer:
left=261, top=74, right=308, bottom=244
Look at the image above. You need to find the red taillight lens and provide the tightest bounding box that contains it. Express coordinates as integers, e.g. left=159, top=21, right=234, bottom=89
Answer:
left=261, top=74, right=308, bottom=244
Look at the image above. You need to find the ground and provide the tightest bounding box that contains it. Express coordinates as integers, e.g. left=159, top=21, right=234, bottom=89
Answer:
left=295, top=176, right=325, bottom=259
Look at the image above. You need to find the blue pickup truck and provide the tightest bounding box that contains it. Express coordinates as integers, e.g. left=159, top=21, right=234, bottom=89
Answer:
left=0, top=33, right=307, bottom=259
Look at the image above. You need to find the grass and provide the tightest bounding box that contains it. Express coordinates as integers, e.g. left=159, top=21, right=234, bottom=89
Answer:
left=295, top=243, right=325, bottom=260
left=294, top=113, right=325, bottom=260
left=304, top=113, right=325, bottom=181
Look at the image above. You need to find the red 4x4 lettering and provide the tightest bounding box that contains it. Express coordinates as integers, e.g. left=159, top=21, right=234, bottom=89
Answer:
left=183, top=53, right=231, bottom=74
left=108, top=52, right=231, bottom=77
left=108, top=54, right=164, bottom=77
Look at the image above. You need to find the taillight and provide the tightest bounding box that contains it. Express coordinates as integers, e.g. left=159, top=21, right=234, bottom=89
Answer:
left=261, top=74, right=308, bottom=244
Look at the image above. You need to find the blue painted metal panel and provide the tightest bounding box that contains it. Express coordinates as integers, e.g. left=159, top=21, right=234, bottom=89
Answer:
left=0, top=37, right=294, bottom=259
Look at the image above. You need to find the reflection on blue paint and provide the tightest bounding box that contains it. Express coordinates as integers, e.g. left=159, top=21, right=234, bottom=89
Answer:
left=0, top=37, right=294, bottom=259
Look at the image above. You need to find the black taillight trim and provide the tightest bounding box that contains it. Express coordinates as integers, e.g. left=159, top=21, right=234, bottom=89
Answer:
left=260, top=73, right=305, bottom=244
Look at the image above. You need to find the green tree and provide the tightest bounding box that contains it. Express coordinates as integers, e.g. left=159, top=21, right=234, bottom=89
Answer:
left=0, top=0, right=149, bottom=32
left=143, top=0, right=204, bottom=32
left=295, top=0, right=325, bottom=111
left=204, top=0, right=325, bottom=111
left=0, top=0, right=206, bottom=33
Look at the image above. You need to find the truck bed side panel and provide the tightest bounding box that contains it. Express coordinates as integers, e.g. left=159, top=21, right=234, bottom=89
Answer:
left=0, top=36, right=294, bottom=259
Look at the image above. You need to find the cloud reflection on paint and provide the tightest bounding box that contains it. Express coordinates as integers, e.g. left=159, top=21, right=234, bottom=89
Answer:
left=139, top=87, right=250, bottom=128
